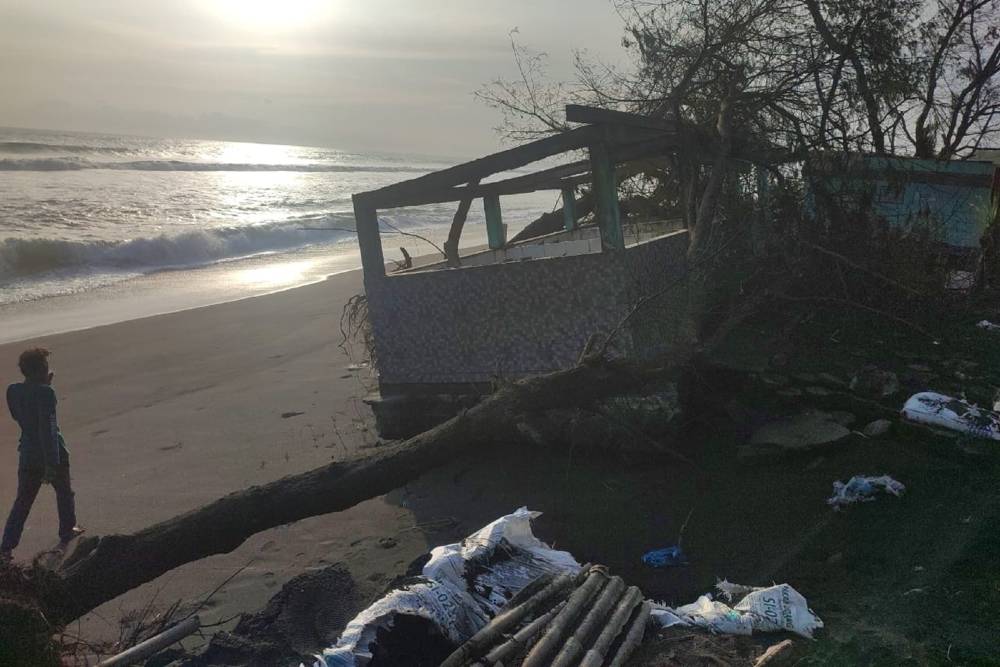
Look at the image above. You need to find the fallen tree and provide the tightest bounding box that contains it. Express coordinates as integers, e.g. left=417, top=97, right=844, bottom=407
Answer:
left=37, top=354, right=688, bottom=626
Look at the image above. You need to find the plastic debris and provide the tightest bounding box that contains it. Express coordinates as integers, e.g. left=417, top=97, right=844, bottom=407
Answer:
left=311, top=508, right=580, bottom=667
left=976, top=320, right=1000, bottom=332
left=715, top=579, right=758, bottom=602
left=651, top=582, right=823, bottom=639
left=827, top=475, right=905, bottom=509
left=901, top=392, right=1000, bottom=441
left=642, top=545, right=687, bottom=568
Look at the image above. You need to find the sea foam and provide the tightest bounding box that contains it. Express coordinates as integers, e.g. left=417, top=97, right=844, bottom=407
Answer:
left=0, top=216, right=357, bottom=282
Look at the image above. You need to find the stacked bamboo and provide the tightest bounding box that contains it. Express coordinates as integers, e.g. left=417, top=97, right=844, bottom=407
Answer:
left=440, top=565, right=651, bottom=667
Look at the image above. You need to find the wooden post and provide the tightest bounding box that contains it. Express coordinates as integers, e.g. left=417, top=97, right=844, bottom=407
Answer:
left=561, top=186, right=578, bottom=231
left=588, top=142, right=624, bottom=251
left=483, top=193, right=506, bottom=249
left=352, top=195, right=385, bottom=282
left=443, top=179, right=480, bottom=267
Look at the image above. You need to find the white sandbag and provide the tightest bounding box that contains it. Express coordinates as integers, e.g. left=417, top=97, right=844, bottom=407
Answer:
left=312, top=507, right=580, bottom=667
left=651, top=582, right=824, bottom=639
left=901, top=392, right=1000, bottom=441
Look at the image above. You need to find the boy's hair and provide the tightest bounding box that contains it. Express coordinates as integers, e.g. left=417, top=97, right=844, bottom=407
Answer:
left=18, top=348, right=50, bottom=379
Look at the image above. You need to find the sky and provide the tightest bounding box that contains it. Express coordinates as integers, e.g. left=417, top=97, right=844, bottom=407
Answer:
left=0, top=0, right=628, bottom=157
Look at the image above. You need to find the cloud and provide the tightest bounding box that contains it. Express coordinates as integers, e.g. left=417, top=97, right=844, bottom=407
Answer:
left=0, top=0, right=626, bottom=154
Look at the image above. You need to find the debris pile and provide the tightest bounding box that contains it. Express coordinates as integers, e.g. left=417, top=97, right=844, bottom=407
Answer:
left=311, top=508, right=584, bottom=667
left=651, top=581, right=824, bottom=639
left=901, top=391, right=1000, bottom=440
left=826, top=475, right=906, bottom=509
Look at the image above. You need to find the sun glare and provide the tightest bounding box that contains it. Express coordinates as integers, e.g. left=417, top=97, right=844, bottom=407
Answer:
left=209, top=0, right=333, bottom=32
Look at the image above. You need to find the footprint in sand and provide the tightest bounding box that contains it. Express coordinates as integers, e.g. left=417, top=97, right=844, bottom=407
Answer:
left=260, top=540, right=280, bottom=553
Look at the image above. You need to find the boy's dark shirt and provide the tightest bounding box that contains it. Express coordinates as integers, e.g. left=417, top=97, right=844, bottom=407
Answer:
left=6, top=382, right=69, bottom=471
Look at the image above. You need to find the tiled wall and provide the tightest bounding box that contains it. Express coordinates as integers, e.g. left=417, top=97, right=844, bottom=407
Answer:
left=367, top=230, right=690, bottom=389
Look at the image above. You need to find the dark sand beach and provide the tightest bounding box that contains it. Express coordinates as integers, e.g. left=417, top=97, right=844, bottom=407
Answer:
left=0, top=271, right=442, bottom=643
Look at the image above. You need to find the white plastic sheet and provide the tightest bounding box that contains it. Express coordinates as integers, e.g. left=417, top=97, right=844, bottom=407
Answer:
left=901, top=391, right=1000, bottom=441
left=312, top=508, right=580, bottom=667
left=976, top=320, right=1000, bottom=332
left=827, top=475, right=905, bottom=509
left=651, top=582, right=824, bottom=639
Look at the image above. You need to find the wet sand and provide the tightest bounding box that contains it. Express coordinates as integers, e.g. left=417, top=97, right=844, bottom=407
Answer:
left=0, top=270, right=444, bottom=646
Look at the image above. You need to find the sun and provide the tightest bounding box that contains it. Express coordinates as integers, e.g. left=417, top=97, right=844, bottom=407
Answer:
left=209, top=0, right=333, bottom=32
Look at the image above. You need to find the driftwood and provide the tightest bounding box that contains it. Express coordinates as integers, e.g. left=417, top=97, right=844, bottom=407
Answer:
left=37, top=358, right=677, bottom=625
left=753, top=639, right=795, bottom=667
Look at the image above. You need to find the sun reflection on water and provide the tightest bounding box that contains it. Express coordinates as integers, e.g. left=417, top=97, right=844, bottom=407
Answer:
left=233, top=260, right=318, bottom=289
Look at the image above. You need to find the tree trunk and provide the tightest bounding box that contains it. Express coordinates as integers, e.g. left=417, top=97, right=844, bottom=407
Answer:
left=509, top=192, right=595, bottom=243
left=41, top=358, right=678, bottom=625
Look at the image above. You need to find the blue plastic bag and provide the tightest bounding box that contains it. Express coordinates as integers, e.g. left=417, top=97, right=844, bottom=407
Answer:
left=642, top=545, right=687, bottom=568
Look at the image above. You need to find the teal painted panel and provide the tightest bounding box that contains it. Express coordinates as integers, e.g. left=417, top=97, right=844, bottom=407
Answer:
left=589, top=142, right=624, bottom=250
left=483, top=193, right=506, bottom=249
left=818, top=155, right=995, bottom=248
left=561, top=186, right=578, bottom=231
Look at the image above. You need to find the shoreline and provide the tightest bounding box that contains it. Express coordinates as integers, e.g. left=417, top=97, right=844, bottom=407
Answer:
left=0, top=245, right=366, bottom=345
left=0, top=268, right=413, bottom=643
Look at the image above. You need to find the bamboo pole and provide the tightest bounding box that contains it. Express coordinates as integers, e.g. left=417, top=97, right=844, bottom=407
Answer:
left=96, top=616, right=200, bottom=667
left=578, top=586, right=643, bottom=667
left=439, top=573, right=575, bottom=667
left=550, top=575, right=627, bottom=667
left=521, top=567, right=608, bottom=667
left=607, top=601, right=652, bottom=667
left=471, top=600, right=568, bottom=667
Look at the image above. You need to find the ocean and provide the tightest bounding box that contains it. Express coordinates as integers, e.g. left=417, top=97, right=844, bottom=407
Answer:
left=0, top=127, right=555, bottom=342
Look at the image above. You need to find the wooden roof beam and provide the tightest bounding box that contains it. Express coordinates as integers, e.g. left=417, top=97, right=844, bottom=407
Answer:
left=565, top=104, right=677, bottom=132
left=356, top=124, right=603, bottom=208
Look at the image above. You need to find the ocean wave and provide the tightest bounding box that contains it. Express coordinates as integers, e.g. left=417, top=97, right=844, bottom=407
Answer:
left=0, top=216, right=357, bottom=281
left=0, top=140, right=131, bottom=155
left=0, top=157, right=429, bottom=173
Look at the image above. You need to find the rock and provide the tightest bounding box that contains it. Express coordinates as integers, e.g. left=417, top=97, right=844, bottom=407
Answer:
left=760, top=373, right=789, bottom=387
left=185, top=563, right=363, bottom=666
left=741, top=411, right=852, bottom=457
left=817, top=372, right=847, bottom=388
left=863, top=419, right=892, bottom=438
left=805, top=456, right=825, bottom=470
left=818, top=410, right=856, bottom=427
left=850, top=366, right=900, bottom=398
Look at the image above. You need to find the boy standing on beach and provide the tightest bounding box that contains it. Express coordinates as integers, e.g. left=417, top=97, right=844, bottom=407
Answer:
left=1, top=348, right=83, bottom=561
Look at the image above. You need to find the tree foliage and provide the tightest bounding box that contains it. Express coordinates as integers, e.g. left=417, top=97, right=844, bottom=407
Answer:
left=481, top=0, right=1000, bottom=159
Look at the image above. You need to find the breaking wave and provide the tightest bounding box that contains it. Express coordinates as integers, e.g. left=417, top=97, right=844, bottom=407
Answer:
left=0, top=157, right=429, bottom=173
left=0, top=141, right=132, bottom=155
left=0, top=216, right=357, bottom=282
